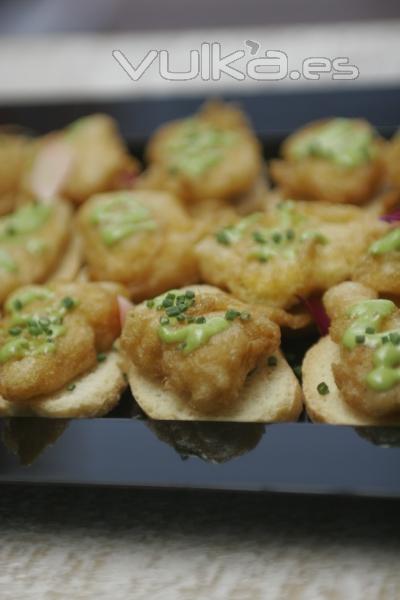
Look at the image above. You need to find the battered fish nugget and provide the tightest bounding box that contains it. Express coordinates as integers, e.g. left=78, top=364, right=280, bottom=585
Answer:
left=78, top=190, right=199, bottom=301
left=352, top=227, right=400, bottom=296
left=143, top=102, right=262, bottom=204
left=23, top=114, right=138, bottom=204
left=0, top=200, right=80, bottom=305
left=0, top=282, right=126, bottom=417
left=196, top=200, right=387, bottom=311
left=0, top=133, right=32, bottom=215
left=303, top=282, right=400, bottom=424
left=270, top=118, right=383, bottom=204
left=121, top=285, right=303, bottom=421
left=384, top=131, right=400, bottom=189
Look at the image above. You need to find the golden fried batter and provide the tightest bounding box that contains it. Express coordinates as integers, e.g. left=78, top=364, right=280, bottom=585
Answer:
left=121, top=286, right=280, bottom=414
left=324, top=282, right=400, bottom=417
left=270, top=119, right=384, bottom=204
left=0, top=133, right=33, bottom=215
left=352, top=227, right=400, bottom=296
left=78, top=190, right=200, bottom=301
left=0, top=201, right=74, bottom=304
left=23, top=114, right=138, bottom=204
left=384, top=132, right=400, bottom=189
left=196, top=200, right=387, bottom=310
left=142, top=102, right=262, bottom=204
left=0, top=282, right=121, bottom=402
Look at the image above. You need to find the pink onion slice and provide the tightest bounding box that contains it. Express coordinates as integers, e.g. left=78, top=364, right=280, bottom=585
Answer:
left=27, top=138, right=74, bottom=201
left=117, top=295, right=134, bottom=328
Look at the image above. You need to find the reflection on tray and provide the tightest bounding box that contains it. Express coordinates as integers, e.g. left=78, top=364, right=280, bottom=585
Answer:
left=147, top=420, right=265, bottom=463
left=354, top=427, right=400, bottom=448
left=2, top=418, right=69, bottom=465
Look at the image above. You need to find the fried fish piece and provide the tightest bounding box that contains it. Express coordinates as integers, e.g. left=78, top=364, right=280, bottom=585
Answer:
left=324, top=282, right=400, bottom=417
left=0, top=133, right=33, bottom=215
left=196, top=200, right=387, bottom=310
left=22, top=114, right=139, bottom=204
left=0, top=282, right=122, bottom=403
left=352, top=226, right=400, bottom=296
left=121, top=285, right=280, bottom=415
left=78, top=190, right=200, bottom=301
left=141, top=101, right=262, bottom=204
left=270, top=118, right=384, bottom=204
left=384, top=131, right=400, bottom=190
left=0, top=200, right=76, bottom=304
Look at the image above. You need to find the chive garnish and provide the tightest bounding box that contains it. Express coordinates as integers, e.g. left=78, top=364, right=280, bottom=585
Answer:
left=317, top=382, right=330, bottom=395
left=61, top=296, right=76, bottom=310
left=97, top=353, right=107, bottom=362
left=225, top=309, right=241, bottom=321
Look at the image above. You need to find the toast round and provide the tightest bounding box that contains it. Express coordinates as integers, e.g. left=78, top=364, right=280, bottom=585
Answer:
left=47, top=233, right=83, bottom=283
left=302, top=336, right=400, bottom=425
left=0, top=351, right=126, bottom=418
left=126, top=351, right=303, bottom=422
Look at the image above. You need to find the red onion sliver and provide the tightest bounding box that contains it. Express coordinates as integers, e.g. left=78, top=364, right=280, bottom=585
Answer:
left=117, top=295, right=134, bottom=328
left=380, top=211, right=400, bottom=223
left=300, top=295, right=331, bottom=336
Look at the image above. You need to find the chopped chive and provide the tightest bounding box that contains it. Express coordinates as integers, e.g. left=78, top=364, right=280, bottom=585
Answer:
left=382, top=335, right=389, bottom=344
left=225, top=309, right=241, bottom=321
left=389, top=332, right=400, bottom=345
left=146, top=299, right=155, bottom=308
left=272, top=232, right=282, bottom=244
left=216, top=230, right=231, bottom=245
left=317, top=382, right=330, bottom=395
left=365, top=326, right=375, bottom=334
left=13, top=299, right=23, bottom=311
left=187, top=317, right=196, bottom=323
left=97, top=353, right=107, bottom=362
left=252, top=231, right=266, bottom=244
left=196, top=316, right=206, bottom=324
left=286, top=229, right=295, bottom=241
left=8, top=327, right=21, bottom=336
left=166, top=306, right=181, bottom=317
left=185, top=290, right=195, bottom=299
left=61, top=296, right=76, bottom=310
left=176, top=314, right=186, bottom=322
left=355, top=334, right=365, bottom=345
left=267, top=355, right=278, bottom=367
left=67, top=383, right=76, bottom=392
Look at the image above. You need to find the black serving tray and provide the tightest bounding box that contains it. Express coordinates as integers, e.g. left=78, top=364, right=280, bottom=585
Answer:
left=0, top=85, right=399, bottom=496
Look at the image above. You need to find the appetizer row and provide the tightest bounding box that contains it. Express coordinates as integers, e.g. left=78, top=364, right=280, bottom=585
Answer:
left=0, top=102, right=398, bottom=423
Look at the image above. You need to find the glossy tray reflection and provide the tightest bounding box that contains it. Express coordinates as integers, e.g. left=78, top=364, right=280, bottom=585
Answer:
left=1, top=417, right=400, bottom=497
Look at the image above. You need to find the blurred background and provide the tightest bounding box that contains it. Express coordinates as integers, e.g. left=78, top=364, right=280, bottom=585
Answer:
left=0, top=0, right=399, bottom=103
left=0, top=0, right=400, bottom=32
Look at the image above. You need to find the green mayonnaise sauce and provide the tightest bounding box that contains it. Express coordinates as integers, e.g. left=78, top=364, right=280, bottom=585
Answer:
left=367, top=344, right=400, bottom=391
left=291, top=118, right=375, bottom=168
left=369, top=228, right=400, bottom=255
left=166, top=118, right=236, bottom=177
left=216, top=201, right=327, bottom=263
left=0, top=203, right=51, bottom=241
left=0, top=249, right=17, bottom=273
left=341, top=299, right=400, bottom=392
left=158, top=316, right=231, bottom=354
left=90, top=192, right=157, bottom=246
left=0, top=287, right=76, bottom=364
